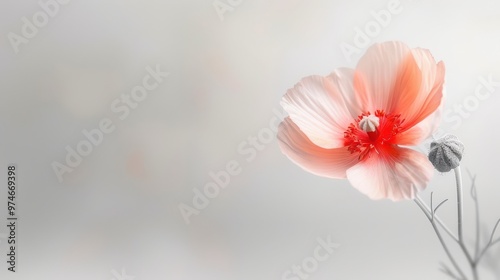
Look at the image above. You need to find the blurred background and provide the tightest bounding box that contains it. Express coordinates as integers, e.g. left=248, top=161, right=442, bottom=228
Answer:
left=0, top=0, right=500, bottom=279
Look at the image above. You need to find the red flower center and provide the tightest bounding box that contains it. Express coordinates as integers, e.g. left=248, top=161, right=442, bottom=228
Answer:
left=343, top=110, right=405, bottom=161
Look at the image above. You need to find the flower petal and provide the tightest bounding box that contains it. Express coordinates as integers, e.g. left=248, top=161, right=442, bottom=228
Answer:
left=353, top=41, right=412, bottom=113
left=353, top=42, right=445, bottom=136
left=278, top=117, right=359, bottom=179
left=345, top=147, right=434, bottom=201
left=394, top=90, right=444, bottom=146
left=281, top=69, right=359, bottom=149
left=397, top=48, right=445, bottom=130
left=326, top=68, right=363, bottom=120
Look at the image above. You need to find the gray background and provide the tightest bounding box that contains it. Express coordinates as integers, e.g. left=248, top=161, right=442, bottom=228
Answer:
left=0, top=0, right=500, bottom=279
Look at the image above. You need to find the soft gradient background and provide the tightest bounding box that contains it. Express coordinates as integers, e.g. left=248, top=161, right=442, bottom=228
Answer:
left=1, top=0, right=500, bottom=279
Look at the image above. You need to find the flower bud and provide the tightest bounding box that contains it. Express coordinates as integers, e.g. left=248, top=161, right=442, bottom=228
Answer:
left=428, top=134, right=464, bottom=172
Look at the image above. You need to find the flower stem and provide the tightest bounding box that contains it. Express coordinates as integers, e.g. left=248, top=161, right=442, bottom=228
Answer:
left=417, top=167, right=500, bottom=279
left=455, top=167, right=464, bottom=242
left=468, top=171, right=481, bottom=261
left=414, top=198, right=466, bottom=279
left=415, top=195, right=458, bottom=241
left=454, top=167, right=478, bottom=280
left=469, top=171, right=481, bottom=280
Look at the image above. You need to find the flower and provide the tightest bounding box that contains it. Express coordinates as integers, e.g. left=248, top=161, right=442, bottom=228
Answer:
left=277, top=41, right=445, bottom=201
left=428, top=134, right=464, bottom=172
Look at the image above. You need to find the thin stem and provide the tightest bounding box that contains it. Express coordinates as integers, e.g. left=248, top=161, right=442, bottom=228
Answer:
left=477, top=218, right=500, bottom=262
left=489, top=219, right=500, bottom=247
left=415, top=195, right=458, bottom=241
left=455, top=167, right=464, bottom=242
left=467, top=169, right=481, bottom=261
left=414, top=198, right=467, bottom=280
left=454, top=167, right=478, bottom=280
left=440, top=263, right=462, bottom=280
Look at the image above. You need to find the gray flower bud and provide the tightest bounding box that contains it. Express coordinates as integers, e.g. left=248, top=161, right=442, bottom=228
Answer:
left=428, top=135, right=465, bottom=172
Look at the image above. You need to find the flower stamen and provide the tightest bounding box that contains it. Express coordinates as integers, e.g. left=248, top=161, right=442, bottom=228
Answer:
left=344, top=110, right=404, bottom=161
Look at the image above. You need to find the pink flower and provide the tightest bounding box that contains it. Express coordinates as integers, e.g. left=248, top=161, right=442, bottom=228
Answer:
left=278, top=41, right=445, bottom=201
